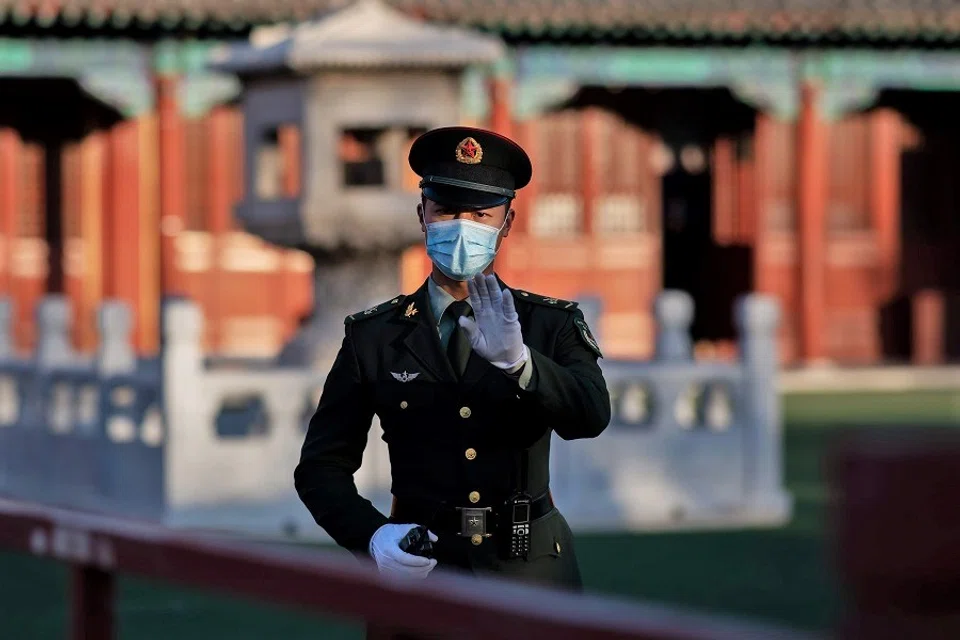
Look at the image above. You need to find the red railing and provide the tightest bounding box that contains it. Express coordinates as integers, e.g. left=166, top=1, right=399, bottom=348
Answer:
left=2, top=425, right=955, bottom=640
left=0, top=498, right=815, bottom=640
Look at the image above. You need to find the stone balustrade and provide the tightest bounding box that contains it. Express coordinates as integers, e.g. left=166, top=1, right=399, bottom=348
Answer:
left=0, top=290, right=790, bottom=541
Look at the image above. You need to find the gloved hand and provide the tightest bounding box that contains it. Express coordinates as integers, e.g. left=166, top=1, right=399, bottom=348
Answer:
left=369, top=523, right=438, bottom=579
left=459, top=274, right=528, bottom=370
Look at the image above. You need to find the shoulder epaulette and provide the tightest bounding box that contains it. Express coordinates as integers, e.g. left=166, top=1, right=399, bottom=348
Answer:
left=512, top=290, right=579, bottom=311
left=345, top=295, right=407, bottom=324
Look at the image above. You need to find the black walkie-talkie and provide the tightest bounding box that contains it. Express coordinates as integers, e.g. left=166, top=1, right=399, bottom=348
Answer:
left=398, top=525, right=434, bottom=559
left=503, top=492, right=532, bottom=560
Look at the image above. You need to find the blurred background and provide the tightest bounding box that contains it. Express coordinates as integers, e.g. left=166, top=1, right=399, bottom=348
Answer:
left=1, top=0, right=959, bottom=638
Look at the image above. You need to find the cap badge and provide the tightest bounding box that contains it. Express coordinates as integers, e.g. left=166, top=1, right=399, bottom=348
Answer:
left=455, top=137, right=483, bottom=165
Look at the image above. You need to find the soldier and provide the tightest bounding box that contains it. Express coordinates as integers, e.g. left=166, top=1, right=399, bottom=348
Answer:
left=295, top=126, right=610, bottom=591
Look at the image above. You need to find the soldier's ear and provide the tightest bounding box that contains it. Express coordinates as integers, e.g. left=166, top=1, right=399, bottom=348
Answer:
left=417, top=202, right=426, bottom=232
left=502, top=206, right=515, bottom=237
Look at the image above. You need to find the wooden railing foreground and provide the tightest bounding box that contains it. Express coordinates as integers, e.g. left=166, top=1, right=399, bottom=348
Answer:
left=0, top=498, right=815, bottom=640
left=2, top=424, right=956, bottom=639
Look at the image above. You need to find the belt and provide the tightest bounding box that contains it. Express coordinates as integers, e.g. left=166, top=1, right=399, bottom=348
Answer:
left=392, top=492, right=555, bottom=539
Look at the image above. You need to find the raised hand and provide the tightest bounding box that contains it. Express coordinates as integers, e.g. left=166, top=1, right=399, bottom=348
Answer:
left=458, top=274, right=527, bottom=370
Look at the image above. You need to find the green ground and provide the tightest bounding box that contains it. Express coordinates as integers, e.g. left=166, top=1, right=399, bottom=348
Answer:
left=2, top=390, right=958, bottom=639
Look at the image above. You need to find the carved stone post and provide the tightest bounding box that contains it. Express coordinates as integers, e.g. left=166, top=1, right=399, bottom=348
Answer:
left=35, top=295, right=75, bottom=368
left=97, top=301, right=135, bottom=377
left=161, top=299, right=205, bottom=509
left=735, top=293, right=788, bottom=515
left=654, top=290, right=694, bottom=363
left=0, top=298, right=12, bottom=359
left=0, top=297, right=13, bottom=495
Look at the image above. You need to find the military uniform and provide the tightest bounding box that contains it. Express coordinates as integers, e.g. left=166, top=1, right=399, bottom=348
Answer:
left=294, top=126, right=611, bottom=591
left=295, top=279, right=608, bottom=589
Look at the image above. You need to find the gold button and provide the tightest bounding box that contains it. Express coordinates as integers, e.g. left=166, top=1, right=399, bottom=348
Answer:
left=471, top=534, right=483, bottom=546
left=459, top=406, right=472, bottom=419
left=400, top=401, right=408, bottom=409
left=554, top=541, right=562, bottom=554
left=468, top=491, right=480, bottom=504
left=465, top=448, right=477, bottom=460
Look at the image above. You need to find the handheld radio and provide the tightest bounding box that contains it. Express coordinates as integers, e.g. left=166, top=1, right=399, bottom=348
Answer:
left=398, top=525, right=434, bottom=559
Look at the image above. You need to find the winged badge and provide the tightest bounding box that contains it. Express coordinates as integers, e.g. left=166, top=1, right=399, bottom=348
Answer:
left=391, top=371, right=420, bottom=383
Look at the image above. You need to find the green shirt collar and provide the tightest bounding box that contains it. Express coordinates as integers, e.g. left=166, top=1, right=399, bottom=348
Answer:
left=427, top=275, right=460, bottom=327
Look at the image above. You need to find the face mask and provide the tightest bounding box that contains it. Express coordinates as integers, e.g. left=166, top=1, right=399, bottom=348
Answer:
left=424, top=217, right=506, bottom=281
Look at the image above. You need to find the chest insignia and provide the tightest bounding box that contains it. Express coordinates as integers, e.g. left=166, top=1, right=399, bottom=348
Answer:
left=391, top=371, right=420, bottom=383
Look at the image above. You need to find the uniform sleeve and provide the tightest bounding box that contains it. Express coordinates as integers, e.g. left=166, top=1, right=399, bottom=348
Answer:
left=519, top=310, right=611, bottom=440
left=294, top=325, right=388, bottom=556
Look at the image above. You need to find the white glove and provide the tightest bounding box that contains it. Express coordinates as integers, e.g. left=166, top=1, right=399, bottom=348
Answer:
left=459, top=274, right=527, bottom=370
left=369, top=523, right=438, bottom=579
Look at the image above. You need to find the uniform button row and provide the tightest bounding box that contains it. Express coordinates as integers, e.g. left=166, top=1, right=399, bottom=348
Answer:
left=464, top=448, right=476, bottom=460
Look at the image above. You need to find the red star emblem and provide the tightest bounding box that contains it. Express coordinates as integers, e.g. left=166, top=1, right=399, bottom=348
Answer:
left=460, top=139, right=478, bottom=158
left=455, top=136, right=483, bottom=164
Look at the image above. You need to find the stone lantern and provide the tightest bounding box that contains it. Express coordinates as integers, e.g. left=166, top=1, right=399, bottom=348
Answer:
left=212, top=0, right=504, bottom=367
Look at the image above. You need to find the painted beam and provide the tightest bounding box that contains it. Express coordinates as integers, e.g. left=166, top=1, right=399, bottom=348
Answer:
left=517, top=46, right=960, bottom=91
left=516, top=46, right=794, bottom=88
left=513, top=46, right=960, bottom=119
left=0, top=38, right=243, bottom=117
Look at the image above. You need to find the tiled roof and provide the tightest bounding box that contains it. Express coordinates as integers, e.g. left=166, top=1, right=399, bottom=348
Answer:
left=213, top=0, right=504, bottom=72
left=3, top=0, right=960, bottom=42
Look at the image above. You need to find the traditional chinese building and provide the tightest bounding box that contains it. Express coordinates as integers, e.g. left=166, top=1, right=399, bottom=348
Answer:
left=1, top=0, right=959, bottom=365
left=0, top=22, right=315, bottom=357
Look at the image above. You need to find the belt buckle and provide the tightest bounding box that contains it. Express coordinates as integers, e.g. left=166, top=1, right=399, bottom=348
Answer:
left=457, top=507, right=492, bottom=538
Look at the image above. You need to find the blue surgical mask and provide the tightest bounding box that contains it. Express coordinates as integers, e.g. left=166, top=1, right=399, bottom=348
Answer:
left=424, top=218, right=506, bottom=281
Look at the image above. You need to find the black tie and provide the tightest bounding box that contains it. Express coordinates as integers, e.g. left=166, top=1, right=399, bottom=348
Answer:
left=446, top=300, right=473, bottom=377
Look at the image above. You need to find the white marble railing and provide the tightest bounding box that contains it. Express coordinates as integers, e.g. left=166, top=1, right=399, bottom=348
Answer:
left=0, top=290, right=790, bottom=541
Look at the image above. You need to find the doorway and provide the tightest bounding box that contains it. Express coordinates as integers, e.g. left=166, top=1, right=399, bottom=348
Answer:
left=872, top=91, right=960, bottom=362
left=661, top=139, right=753, bottom=344
left=555, top=86, right=758, bottom=347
